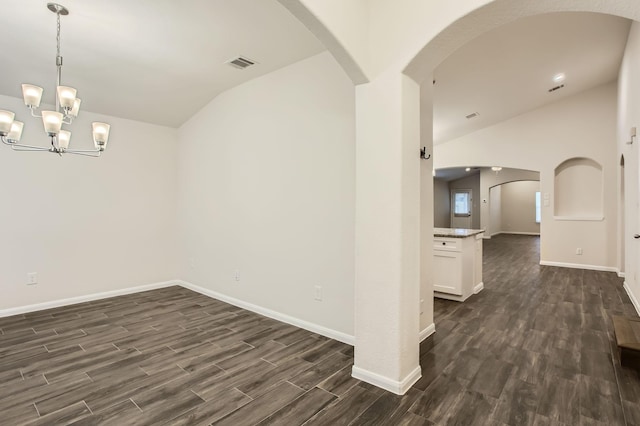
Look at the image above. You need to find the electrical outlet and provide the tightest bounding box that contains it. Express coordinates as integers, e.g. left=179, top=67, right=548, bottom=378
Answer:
left=576, top=248, right=583, bottom=255
left=314, top=285, right=323, bottom=301
left=27, top=272, right=37, bottom=285
left=234, top=270, right=240, bottom=281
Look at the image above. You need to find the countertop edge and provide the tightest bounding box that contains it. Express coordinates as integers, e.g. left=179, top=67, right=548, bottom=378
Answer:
left=434, top=228, right=485, bottom=238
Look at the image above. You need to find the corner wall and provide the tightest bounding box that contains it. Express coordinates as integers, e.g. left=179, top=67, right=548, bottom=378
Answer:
left=176, top=52, right=356, bottom=338
left=433, top=178, right=450, bottom=227
left=0, top=94, right=179, bottom=310
left=500, top=181, right=541, bottom=235
left=480, top=168, right=540, bottom=237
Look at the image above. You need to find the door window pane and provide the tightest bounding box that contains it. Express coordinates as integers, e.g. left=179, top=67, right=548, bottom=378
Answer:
left=454, top=192, right=470, bottom=216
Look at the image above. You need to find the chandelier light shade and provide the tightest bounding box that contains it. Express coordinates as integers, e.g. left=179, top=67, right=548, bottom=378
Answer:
left=0, top=110, right=15, bottom=135
left=8, top=121, right=24, bottom=142
left=21, top=85, right=43, bottom=108
left=92, top=123, right=110, bottom=149
left=42, top=111, right=63, bottom=135
left=0, top=3, right=111, bottom=157
left=56, top=86, right=77, bottom=110
left=58, top=130, right=71, bottom=150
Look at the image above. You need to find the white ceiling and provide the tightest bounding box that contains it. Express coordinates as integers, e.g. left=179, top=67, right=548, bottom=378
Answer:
left=432, top=12, right=631, bottom=145
left=434, top=167, right=480, bottom=182
left=0, top=0, right=325, bottom=127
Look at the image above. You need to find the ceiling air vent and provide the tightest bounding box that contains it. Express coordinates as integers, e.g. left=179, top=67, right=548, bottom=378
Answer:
left=465, top=112, right=479, bottom=119
left=548, top=84, right=565, bottom=93
left=226, top=56, right=256, bottom=70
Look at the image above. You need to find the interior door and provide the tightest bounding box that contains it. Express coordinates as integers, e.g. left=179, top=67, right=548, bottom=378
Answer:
left=451, top=189, right=472, bottom=229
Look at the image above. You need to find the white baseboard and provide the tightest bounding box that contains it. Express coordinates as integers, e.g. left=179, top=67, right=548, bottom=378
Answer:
left=419, top=323, right=436, bottom=342
left=539, top=261, right=618, bottom=273
left=0, top=280, right=179, bottom=318
left=483, top=235, right=492, bottom=240
left=352, top=365, right=421, bottom=395
left=618, top=270, right=626, bottom=278
left=624, top=282, right=640, bottom=317
left=176, top=280, right=355, bottom=346
left=474, top=282, right=484, bottom=294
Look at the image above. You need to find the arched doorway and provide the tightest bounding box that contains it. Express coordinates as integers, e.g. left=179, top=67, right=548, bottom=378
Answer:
left=280, top=0, right=640, bottom=395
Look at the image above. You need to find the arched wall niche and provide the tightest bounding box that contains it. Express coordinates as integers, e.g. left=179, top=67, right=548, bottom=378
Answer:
left=554, top=157, right=604, bottom=220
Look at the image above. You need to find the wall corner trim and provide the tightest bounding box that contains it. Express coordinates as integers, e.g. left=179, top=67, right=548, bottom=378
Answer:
left=474, top=283, right=484, bottom=294
left=176, top=280, right=355, bottom=346
left=0, top=280, right=179, bottom=318
left=618, top=270, right=626, bottom=279
left=624, top=282, right=640, bottom=317
left=539, top=261, right=618, bottom=273
left=419, top=323, right=436, bottom=342
left=352, top=365, right=421, bottom=395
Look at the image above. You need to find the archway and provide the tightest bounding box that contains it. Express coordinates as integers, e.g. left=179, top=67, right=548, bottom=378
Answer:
left=279, top=0, right=640, bottom=394
left=409, top=2, right=634, bottom=394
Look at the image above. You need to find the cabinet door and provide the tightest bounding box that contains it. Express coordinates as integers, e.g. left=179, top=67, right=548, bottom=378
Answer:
left=433, top=251, right=462, bottom=295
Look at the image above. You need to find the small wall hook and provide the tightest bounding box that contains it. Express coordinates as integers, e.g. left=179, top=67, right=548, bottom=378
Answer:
left=420, top=147, right=431, bottom=160
left=627, top=127, right=637, bottom=145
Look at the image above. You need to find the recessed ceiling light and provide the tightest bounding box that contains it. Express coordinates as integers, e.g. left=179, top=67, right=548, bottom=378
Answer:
left=465, top=167, right=471, bottom=172
left=491, top=166, right=502, bottom=172
left=553, top=73, right=565, bottom=84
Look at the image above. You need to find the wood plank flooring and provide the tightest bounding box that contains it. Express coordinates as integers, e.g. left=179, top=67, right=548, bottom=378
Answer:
left=1, top=234, right=639, bottom=425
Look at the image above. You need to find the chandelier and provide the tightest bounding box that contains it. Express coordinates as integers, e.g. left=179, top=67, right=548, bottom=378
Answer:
left=0, top=3, right=110, bottom=157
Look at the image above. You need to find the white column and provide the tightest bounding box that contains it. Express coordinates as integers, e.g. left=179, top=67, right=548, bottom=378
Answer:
left=420, top=79, right=435, bottom=340
left=351, top=70, right=422, bottom=394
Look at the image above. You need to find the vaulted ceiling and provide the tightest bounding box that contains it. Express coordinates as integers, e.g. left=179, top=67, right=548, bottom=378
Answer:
left=0, top=0, right=325, bottom=127
left=432, top=12, right=631, bottom=145
left=2, top=5, right=632, bottom=139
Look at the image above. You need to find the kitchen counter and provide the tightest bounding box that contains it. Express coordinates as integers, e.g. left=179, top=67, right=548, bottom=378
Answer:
left=433, top=228, right=484, bottom=302
left=434, top=227, right=485, bottom=238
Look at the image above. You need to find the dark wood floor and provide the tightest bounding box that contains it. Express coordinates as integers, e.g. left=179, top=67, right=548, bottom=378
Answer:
left=1, top=234, right=639, bottom=425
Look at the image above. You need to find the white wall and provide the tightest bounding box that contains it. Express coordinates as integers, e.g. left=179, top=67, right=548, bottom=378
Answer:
left=436, top=83, right=618, bottom=270
left=176, top=52, right=356, bottom=337
left=500, top=180, right=540, bottom=234
left=618, top=22, right=640, bottom=308
left=0, top=94, right=178, bottom=310
left=480, top=168, right=540, bottom=235
left=489, top=185, right=502, bottom=236
left=433, top=178, right=450, bottom=227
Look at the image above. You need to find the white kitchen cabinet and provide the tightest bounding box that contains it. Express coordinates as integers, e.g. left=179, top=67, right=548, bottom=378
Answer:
left=433, top=228, right=484, bottom=302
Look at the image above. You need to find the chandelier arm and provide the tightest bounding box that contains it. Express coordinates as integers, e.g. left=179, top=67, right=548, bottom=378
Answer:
left=10, top=145, right=52, bottom=152
left=29, top=108, right=43, bottom=118
left=0, top=137, right=47, bottom=151
left=65, top=148, right=101, bottom=154
left=65, top=150, right=101, bottom=157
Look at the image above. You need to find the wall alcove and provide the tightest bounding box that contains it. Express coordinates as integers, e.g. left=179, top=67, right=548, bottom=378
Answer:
left=554, top=157, right=604, bottom=220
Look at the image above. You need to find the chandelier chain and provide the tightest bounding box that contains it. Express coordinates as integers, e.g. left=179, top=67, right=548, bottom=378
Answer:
left=56, top=11, right=61, bottom=59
